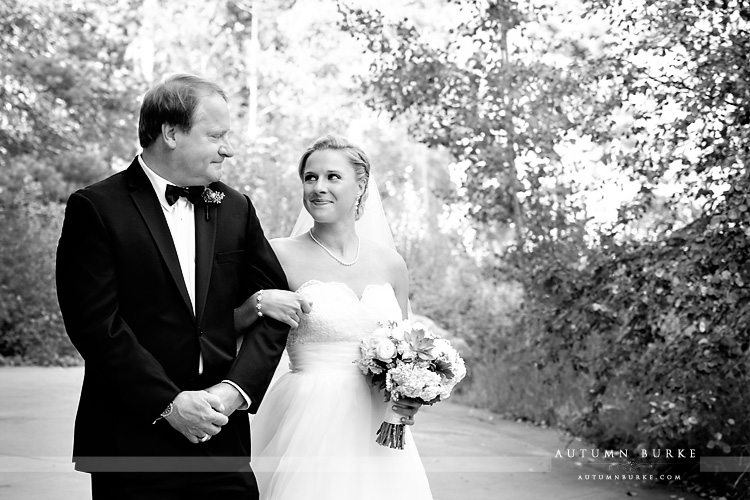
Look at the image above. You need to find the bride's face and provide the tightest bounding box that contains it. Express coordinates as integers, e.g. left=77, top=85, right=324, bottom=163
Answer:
left=302, top=149, right=362, bottom=223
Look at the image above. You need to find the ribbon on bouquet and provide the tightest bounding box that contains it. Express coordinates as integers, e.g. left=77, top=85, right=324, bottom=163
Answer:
left=375, top=400, right=406, bottom=450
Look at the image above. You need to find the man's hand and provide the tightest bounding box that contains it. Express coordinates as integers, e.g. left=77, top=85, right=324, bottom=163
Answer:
left=236, top=290, right=312, bottom=330
left=391, top=397, right=422, bottom=426
left=205, top=382, right=244, bottom=417
left=164, top=391, right=229, bottom=444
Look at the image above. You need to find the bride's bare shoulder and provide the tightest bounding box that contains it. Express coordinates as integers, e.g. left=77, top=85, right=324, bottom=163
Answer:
left=361, top=238, right=406, bottom=271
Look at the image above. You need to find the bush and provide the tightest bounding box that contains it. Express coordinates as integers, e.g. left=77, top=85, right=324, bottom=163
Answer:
left=0, top=183, right=79, bottom=366
left=404, top=232, right=525, bottom=408
left=495, top=177, right=750, bottom=499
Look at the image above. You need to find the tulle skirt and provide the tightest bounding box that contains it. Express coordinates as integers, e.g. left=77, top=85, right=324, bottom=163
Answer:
left=250, top=342, right=433, bottom=500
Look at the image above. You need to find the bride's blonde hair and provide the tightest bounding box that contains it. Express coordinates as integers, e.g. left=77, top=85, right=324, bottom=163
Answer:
left=297, top=134, right=371, bottom=220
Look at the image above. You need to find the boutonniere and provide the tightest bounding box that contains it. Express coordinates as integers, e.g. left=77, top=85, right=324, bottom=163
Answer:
left=201, top=188, right=224, bottom=220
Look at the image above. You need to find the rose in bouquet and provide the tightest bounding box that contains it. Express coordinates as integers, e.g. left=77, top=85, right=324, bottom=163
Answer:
left=356, top=319, right=467, bottom=449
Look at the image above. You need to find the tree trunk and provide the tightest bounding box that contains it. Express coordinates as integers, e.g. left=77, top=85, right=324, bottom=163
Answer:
left=500, top=19, right=525, bottom=255
left=246, top=0, right=259, bottom=140
left=137, top=0, right=157, bottom=82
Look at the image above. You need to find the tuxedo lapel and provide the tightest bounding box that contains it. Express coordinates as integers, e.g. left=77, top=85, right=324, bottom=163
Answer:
left=126, top=161, right=195, bottom=320
left=194, top=202, right=217, bottom=325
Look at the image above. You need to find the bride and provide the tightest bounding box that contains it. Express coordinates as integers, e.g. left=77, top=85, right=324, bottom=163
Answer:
left=250, top=134, right=433, bottom=499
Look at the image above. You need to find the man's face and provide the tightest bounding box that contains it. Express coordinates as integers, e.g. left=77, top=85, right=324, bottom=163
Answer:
left=172, top=92, right=234, bottom=185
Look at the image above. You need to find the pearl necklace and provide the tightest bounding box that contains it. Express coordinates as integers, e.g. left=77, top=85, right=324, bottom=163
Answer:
left=308, top=229, right=360, bottom=266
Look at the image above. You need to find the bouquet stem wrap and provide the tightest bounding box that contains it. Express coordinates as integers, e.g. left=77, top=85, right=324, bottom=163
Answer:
left=375, top=401, right=405, bottom=450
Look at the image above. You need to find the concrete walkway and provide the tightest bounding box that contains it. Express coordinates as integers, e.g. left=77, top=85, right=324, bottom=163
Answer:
left=0, top=367, right=699, bottom=499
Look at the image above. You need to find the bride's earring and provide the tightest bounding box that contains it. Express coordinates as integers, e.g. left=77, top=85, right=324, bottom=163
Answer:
left=355, top=196, right=361, bottom=212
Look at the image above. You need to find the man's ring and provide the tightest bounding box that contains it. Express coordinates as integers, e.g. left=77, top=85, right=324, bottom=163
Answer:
left=199, top=435, right=209, bottom=443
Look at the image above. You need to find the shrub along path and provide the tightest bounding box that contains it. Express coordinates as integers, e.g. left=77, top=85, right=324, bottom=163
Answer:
left=0, top=367, right=700, bottom=499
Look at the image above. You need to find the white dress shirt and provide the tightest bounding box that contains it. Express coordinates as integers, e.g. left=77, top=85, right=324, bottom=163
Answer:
left=139, top=156, right=250, bottom=409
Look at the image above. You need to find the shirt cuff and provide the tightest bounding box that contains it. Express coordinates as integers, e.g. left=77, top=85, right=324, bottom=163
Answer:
left=221, top=380, right=251, bottom=411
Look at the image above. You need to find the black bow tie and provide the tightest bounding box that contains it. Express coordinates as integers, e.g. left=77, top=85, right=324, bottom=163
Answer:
left=165, top=185, right=204, bottom=206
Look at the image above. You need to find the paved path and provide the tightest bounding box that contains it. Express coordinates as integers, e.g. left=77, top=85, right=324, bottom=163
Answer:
left=0, top=367, right=699, bottom=499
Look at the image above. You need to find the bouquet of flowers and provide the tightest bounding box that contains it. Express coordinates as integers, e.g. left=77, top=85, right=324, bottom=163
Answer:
left=356, top=319, right=467, bottom=449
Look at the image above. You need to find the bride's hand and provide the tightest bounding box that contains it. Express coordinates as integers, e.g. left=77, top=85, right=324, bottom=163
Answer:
left=391, top=397, right=422, bottom=426
left=256, top=289, right=312, bottom=329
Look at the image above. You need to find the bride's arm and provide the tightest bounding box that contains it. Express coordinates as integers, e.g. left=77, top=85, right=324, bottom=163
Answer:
left=390, top=250, right=425, bottom=424
left=390, top=251, right=411, bottom=320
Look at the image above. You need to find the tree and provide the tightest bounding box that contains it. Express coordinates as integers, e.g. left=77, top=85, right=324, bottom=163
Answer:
left=0, top=0, right=141, bottom=202
left=340, top=0, right=605, bottom=265
left=1, top=0, right=141, bottom=363
left=578, top=0, right=750, bottom=229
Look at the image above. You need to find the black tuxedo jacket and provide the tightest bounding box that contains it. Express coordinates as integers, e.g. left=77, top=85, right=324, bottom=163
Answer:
left=56, top=158, right=289, bottom=472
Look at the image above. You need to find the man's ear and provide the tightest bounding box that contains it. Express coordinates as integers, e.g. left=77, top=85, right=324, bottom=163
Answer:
left=161, top=123, right=178, bottom=149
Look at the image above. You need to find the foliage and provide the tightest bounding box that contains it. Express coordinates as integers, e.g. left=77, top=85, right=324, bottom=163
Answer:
left=342, top=0, right=750, bottom=497
left=0, top=0, right=141, bottom=364
left=340, top=0, right=596, bottom=250
left=0, top=152, right=116, bottom=205
left=579, top=0, right=750, bottom=226
left=519, top=176, right=750, bottom=496
left=0, top=0, right=139, bottom=172
left=403, top=226, right=524, bottom=405
left=0, top=184, right=77, bottom=365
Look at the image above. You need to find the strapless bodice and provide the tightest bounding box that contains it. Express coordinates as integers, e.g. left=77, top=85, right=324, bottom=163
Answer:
left=286, top=280, right=402, bottom=348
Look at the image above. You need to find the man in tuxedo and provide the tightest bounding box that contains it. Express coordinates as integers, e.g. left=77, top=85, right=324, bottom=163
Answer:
left=56, top=74, right=310, bottom=499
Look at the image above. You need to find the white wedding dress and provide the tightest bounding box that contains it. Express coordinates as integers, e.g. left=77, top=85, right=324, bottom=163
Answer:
left=250, top=280, right=433, bottom=500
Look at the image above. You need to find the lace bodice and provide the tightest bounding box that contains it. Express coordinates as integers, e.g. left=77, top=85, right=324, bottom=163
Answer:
left=287, top=280, right=402, bottom=348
